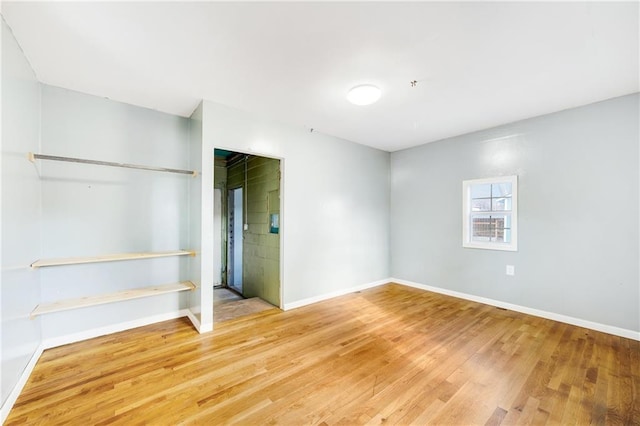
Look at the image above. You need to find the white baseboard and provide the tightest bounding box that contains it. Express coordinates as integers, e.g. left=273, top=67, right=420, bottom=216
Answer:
left=185, top=309, right=201, bottom=331
left=42, top=309, right=190, bottom=349
left=391, top=278, right=640, bottom=341
left=283, top=278, right=389, bottom=311
left=185, top=309, right=213, bottom=333
left=0, top=343, right=44, bottom=424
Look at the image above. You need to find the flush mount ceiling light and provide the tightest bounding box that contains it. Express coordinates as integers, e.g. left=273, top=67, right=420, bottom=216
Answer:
left=347, top=84, right=381, bottom=106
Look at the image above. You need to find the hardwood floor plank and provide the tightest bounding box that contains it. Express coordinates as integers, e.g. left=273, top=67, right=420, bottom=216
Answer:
left=6, top=283, right=639, bottom=425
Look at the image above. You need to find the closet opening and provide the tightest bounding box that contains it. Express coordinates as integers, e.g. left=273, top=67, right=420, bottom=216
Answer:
left=213, top=148, right=282, bottom=323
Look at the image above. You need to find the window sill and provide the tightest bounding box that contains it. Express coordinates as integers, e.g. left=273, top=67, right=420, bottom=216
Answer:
left=463, top=242, right=518, bottom=252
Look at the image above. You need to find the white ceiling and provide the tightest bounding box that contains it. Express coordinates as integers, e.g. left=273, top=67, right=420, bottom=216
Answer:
left=2, top=1, right=638, bottom=152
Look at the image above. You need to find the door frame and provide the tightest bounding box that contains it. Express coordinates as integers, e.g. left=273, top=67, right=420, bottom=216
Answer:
left=214, top=147, right=284, bottom=309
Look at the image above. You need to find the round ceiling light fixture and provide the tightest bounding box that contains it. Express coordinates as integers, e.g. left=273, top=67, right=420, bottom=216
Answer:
left=347, top=84, right=381, bottom=106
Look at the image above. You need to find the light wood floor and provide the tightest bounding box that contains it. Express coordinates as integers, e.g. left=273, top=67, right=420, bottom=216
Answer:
left=7, top=283, right=639, bottom=425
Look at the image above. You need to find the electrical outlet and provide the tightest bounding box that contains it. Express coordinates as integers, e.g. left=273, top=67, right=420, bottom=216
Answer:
left=506, top=265, right=515, bottom=276
left=243, top=223, right=249, bottom=231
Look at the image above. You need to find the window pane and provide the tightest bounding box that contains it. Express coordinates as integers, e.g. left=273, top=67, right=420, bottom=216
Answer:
left=491, top=196, right=512, bottom=211
left=492, top=182, right=512, bottom=198
left=471, top=214, right=510, bottom=243
left=471, top=198, right=491, bottom=211
left=470, top=183, right=491, bottom=199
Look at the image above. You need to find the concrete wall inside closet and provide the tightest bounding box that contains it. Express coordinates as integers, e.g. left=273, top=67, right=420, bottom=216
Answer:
left=226, top=154, right=281, bottom=306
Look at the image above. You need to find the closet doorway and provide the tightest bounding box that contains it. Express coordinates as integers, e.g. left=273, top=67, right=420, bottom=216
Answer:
left=213, top=149, right=282, bottom=323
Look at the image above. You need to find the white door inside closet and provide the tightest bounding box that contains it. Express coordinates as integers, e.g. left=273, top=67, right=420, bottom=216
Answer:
left=227, top=187, right=243, bottom=293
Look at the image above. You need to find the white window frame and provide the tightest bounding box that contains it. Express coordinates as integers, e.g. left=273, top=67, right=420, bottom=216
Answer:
left=462, top=175, right=518, bottom=251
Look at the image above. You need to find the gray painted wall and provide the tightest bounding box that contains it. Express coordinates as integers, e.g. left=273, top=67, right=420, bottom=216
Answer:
left=202, top=100, right=391, bottom=306
left=390, top=93, right=639, bottom=332
left=38, top=85, right=193, bottom=339
left=1, top=18, right=42, bottom=408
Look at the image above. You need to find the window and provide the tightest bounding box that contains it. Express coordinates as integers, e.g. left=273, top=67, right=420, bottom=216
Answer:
left=462, top=175, right=518, bottom=251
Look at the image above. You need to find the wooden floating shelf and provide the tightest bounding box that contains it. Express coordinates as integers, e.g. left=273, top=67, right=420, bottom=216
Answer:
left=27, top=152, right=198, bottom=177
left=30, top=281, right=196, bottom=318
left=31, top=250, right=196, bottom=269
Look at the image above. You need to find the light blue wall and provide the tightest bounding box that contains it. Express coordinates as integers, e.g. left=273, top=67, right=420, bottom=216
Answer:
left=38, top=85, right=193, bottom=340
left=390, top=94, right=639, bottom=333
left=202, top=101, right=391, bottom=306
left=1, top=18, right=42, bottom=408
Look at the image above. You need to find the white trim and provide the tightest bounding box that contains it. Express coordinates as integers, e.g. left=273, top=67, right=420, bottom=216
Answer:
left=186, top=308, right=201, bottom=331
left=0, top=344, right=44, bottom=424
left=283, top=279, right=389, bottom=311
left=278, top=158, right=285, bottom=311
left=42, top=310, right=190, bottom=349
left=186, top=309, right=213, bottom=333
left=391, top=278, right=640, bottom=341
